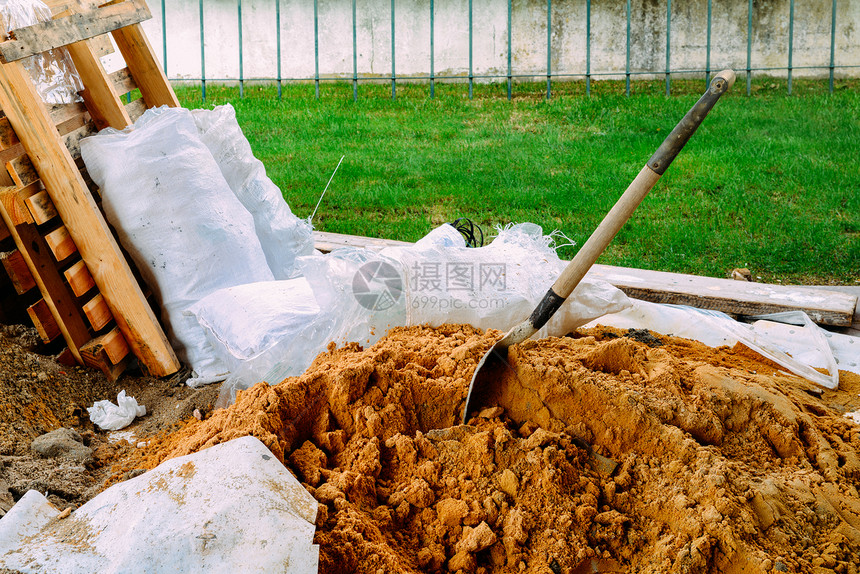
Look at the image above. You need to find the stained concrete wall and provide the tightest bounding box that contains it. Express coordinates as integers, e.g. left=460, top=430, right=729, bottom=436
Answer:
left=131, top=0, right=859, bottom=82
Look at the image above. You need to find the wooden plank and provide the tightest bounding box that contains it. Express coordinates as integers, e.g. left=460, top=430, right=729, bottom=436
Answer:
left=44, top=226, right=78, bottom=262
left=0, top=58, right=179, bottom=376
left=63, top=260, right=95, bottom=297
left=312, top=230, right=858, bottom=327
left=27, top=299, right=61, bottom=343
left=82, top=293, right=112, bottom=331
left=110, top=67, right=137, bottom=96
left=0, top=249, right=36, bottom=294
left=313, top=230, right=412, bottom=253
left=0, top=117, right=19, bottom=149
left=0, top=217, right=9, bottom=242
left=0, top=182, right=36, bottom=225
left=0, top=0, right=150, bottom=63
left=587, top=264, right=858, bottom=328
left=125, top=97, right=147, bottom=122
left=6, top=155, right=39, bottom=187
left=66, top=37, right=131, bottom=130
left=81, top=326, right=129, bottom=365
left=48, top=101, right=89, bottom=126
left=61, top=117, right=98, bottom=160
left=23, top=190, right=59, bottom=225
left=112, top=22, right=180, bottom=108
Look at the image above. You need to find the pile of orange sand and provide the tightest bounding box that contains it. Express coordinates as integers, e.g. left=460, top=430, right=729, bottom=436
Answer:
left=125, top=324, right=860, bottom=574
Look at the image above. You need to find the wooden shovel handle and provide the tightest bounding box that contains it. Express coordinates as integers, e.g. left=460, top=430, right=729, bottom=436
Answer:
left=528, top=69, right=736, bottom=331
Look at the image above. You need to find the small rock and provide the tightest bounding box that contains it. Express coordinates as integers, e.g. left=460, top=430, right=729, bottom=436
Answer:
left=498, top=469, right=518, bottom=498
left=456, top=521, right=497, bottom=553
left=448, top=550, right=476, bottom=572
left=437, top=497, right=469, bottom=527
left=478, top=407, right=504, bottom=419
left=731, top=268, right=752, bottom=281
left=31, top=428, right=92, bottom=464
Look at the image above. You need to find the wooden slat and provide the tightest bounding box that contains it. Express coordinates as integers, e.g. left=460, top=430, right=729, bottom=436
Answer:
left=44, top=226, right=78, bottom=262
left=6, top=155, right=39, bottom=187
left=0, top=57, right=178, bottom=376
left=125, top=97, right=147, bottom=122
left=0, top=249, right=36, bottom=294
left=112, top=22, right=180, bottom=108
left=0, top=182, right=36, bottom=225
left=23, top=190, right=58, bottom=225
left=63, top=260, right=95, bottom=297
left=110, top=67, right=137, bottom=96
left=588, top=264, right=858, bottom=327
left=81, top=326, right=129, bottom=365
left=27, top=299, right=61, bottom=343
left=313, top=230, right=412, bottom=253
left=48, top=101, right=89, bottom=126
left=82, top=293, right=112, bottom=331
left=0, top=218, right=9, bottom=242
left=0, top=117, right=19, bottom=149
left=0, top=0, right=150, bottom=63
left=311, top=230, right=858, bottom=327
left=66, top=37, right=131, bottom=130
left=61, top=119, right=98, bottom=160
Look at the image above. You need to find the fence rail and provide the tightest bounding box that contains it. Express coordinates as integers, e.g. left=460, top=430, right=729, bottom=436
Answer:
left=147, top=0, right=858, bottom=100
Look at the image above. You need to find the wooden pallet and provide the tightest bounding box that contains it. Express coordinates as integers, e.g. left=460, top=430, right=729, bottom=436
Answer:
left=0, top=0, right=179, bottom=378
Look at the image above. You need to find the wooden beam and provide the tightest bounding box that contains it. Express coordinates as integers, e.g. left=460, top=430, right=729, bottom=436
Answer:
left=82, top=293, right=112, bottom=331
left=63, top=260, right=95, bottom=297
left=23, top=190, right=59, bottom=225
left=587, top=264, right=857, bottom=327
left=112, top=22, right=180, bottom=108
left=0, top=58, right=179, bottom=376
left=0, top=0, right=150, bottom=63
left=0, top=218, right=9, bottom=242
left=81, top=326, right=129, bottom=365
left=44, top=226, right=78, bottom=262
left=0, top=249, right=36, bottom=294
left=312, top=230, right=858, bottom=327
left=110, top=67, right=137, bottom=96
left=66, top=37, right=132, bottom=130
left=28, top=299, right=61, bottom=343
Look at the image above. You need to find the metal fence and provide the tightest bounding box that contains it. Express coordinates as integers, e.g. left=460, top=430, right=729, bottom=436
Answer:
left=155, top=0, right=856, bottom=100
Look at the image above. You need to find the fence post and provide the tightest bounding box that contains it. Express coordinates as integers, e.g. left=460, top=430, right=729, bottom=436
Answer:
left=625, top=0, right=630, bottom=96
left=199, top=0, right=205, bottom=100
left=469, top=0, right=473, bottom=99
left=430, top=0, right=435, bottom=98
left=507, top=0, right=512, bottom=99
left=665, top=0, right=671, bottom=96
left=830, top=0, right=837, bottom=93
left=238, top=0, right=244, bottom=98
left=314, top=0, right=320, bottom=99
left=585, top=0, right=591, bottom=96
left=391, top=0, right=396, bottom=99
left=746, top=0, right=752, bottom=95
left=546, top=0, right=551, bottom=99
left=353, top=0, right=358, bottom=101
left=276, top=0, right=282, bottom=98
left=788, top=0, right=794, bottom=94
left=705, top=0, right=712, bottom=86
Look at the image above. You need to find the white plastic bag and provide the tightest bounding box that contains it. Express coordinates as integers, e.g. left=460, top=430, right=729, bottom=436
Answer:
left=87, top=390, right=146, bottom=431
left=80, top=107, right=275, bottom=385
left=190, top=278, right=333, bottom=385
left=191, top=105, right=314, bottom=279
left=298, top=223, right=631, bottom=350
left=0, top=437, right=319, bottom=573
left=586, top=300, right=842, bottom=389
left=0, top=0, right=83, bottom=104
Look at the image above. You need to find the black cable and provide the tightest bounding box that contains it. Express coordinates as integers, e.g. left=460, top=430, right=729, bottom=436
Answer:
left=449, top=217, right=484, bottom=248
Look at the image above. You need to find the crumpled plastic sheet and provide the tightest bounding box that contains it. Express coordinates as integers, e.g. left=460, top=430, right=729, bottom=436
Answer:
left=0, top=0, right=84, bottom=104
left=87, top=390, right=146, bottom=431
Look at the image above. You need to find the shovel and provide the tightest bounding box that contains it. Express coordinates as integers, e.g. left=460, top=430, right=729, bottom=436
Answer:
left=462, top=69, right=736, bottom=424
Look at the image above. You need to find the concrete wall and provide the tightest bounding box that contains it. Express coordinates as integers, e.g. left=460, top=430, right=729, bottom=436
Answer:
left=130, top=0, right=859, bottom=82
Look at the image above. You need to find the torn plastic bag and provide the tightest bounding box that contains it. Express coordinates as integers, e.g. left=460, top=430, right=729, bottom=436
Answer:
left=585, top=300, right=841, bottom=389
left=0, top=436, right=319, bottom=574
left=80, top=107, right=274, bottom=385
left=207, top=224, right=631, bottom=406
left=86, top=390, right=146, bottom=431
left=0, top=0, right=83, bottom=104
left=191, top=105, right=314, bottom=279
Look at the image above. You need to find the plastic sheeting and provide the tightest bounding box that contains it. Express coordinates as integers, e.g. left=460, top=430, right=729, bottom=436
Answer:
left=0, top=0, right=83, bottom=104
left=0, top=436, right=319, bottom=574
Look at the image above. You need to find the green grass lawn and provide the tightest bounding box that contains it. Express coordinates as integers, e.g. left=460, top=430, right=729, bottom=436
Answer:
left=175, top=78, right=859, bottom=285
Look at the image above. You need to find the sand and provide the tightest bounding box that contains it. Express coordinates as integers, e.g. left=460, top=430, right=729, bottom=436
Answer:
left=126, top=324, right=860, bottom=574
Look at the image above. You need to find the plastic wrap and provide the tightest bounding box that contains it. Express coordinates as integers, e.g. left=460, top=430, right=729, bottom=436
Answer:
left=0, top=0, right=83, bottom=104
left=191, top=105, right=314, bottom=279
left=586, top=300, right=842, bottom=389
left=80, top=106, right=274, bottom=385
left=86, top=390, right=146, bottom=431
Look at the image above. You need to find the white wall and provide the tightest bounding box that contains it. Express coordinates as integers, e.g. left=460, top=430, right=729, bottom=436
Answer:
left=134, top=0, right=860, bottom=83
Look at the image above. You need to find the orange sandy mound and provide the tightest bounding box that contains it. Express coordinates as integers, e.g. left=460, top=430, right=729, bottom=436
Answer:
left=127, top=324, right=860, bottom=574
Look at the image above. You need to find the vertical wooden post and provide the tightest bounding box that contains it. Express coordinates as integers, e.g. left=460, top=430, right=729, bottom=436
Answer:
left=0, top=59, right=179, bottom=376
